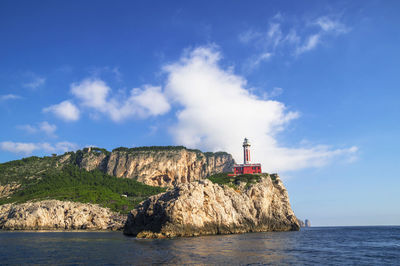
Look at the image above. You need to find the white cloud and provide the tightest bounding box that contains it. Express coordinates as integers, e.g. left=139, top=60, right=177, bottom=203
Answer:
left=17, top=124, right=37, bottom=134
left=43, top=100, right=80, bottom=121
left=239, top=14, right=351, bottom=62
left=163, top=47, right=357, bottom=172
left=0, top=141, right=77, bottom=155
left=0, top=94, right=22, bottom=101
left=263, top=87, right=283, bottom=99
left=39, top=121, right=57, bottom=136
left=17, top=121, right=57, bottom=136
left=315, top=16, right=349, bottom=34
left=0, top=142, right=38, bottom=155
left=51, top=141, right=79, bottom=153
left=70, top=79, right=170, bottom=122
left=71, top=79, right=109, bottom=109
left=239, top=29, right=262, bottom=44
left=267, top=23, right=283, bottom=48
left=247, top=52, right=273, bottom=70
left=23, top=75, right=46, bottom=89
left=285, top=29, right=300, bottom=44
left=296, top=34, right=320, bottom=55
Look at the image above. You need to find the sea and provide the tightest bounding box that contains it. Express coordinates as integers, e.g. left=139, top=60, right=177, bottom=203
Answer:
left=0, top=226, right=399, bottom=265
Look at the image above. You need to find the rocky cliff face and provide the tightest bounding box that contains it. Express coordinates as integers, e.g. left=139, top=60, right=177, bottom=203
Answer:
left=61, top=147, right=235, bottom=187
left=0, top=200, right=125, bottom=230
left=297, top=218, right=305, bottom=227
left=123, top=174, right=299, bottom=238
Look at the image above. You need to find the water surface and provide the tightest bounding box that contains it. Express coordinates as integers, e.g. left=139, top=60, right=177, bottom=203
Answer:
left=1, top=227, right=399, bottom=265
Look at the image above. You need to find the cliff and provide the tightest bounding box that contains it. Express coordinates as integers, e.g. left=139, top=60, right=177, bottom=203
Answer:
left=63, top=147, right=235, bottom=187
left=305, top=219, right=311, bottom=227
left=297, top=218, right=305, bottom=227
left=0, top=146, right=233, bottom=217
left=0, top=200, right=126, bottom=230
left=123, top=174, right=299, bottom=238
left=297, top=218, right=311, bottom=228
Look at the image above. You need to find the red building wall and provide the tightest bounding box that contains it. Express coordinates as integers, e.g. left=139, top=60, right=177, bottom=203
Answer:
left=233, top=165, right=261, bottom=175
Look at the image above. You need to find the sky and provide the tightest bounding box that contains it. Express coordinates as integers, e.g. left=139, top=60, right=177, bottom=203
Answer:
left=1, top=0, right=399, bottom=226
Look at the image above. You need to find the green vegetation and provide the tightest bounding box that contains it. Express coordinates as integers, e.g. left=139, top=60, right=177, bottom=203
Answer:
left=112, top=146, right=229, bottom=158
left=0, top=145, right=232, bottom=214
left=113, top=146, right=190, bottom=152
left=0, top=165, right=165, bottom=214
left=82, top=147, right=111, bottom=156
left=203, top=151, right=230, bottom=157
left=207, top=172, right=270, bottom=189
left=0, top=156, right=59, bottom=185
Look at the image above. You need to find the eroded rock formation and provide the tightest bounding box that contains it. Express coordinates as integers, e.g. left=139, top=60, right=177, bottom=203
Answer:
left=123, top=174, right=300, bottom=238
left=0, top=200, right=125, bottom=230
left=62, top=147, right=234, bottom=187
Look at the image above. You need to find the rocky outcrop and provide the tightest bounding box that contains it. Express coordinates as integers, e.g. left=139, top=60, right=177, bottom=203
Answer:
left=0, top=200, right=126, bottom=230
left=297, top=218, right=311, bottom=228
left=305, top=219, right=311, bottom=227
left=123, top=174, right=299, bottom=238
left=297, top=218, right=305, bottom=227
left=61, top=147, right=235, bottom=187
left=0, top=183, right=21, bottom=198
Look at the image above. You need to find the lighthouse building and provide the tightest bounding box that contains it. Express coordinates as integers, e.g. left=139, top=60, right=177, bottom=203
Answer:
left=233, top=138, right=262, bottom=175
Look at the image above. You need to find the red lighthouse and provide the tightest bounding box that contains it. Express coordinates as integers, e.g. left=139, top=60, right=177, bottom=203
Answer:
left=233, top=138, right=262, bottom=176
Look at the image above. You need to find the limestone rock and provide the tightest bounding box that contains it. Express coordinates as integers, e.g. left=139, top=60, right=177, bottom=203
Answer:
left=0, top=183, right=21, bottom=198
left=63, top=148, right=235, bottom=187
left=0, top=200, right=126, bottom=230
left=123, top=174, right=299, bottom=238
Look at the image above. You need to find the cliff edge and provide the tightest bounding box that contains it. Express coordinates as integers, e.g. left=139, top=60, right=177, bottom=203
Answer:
left=123, top=174, right=299, bottom=238
left=63, top=147, right=235, bottom=187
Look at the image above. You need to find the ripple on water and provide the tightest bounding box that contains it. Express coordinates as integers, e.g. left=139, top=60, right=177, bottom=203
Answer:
left=0, top=227, right=399, bottom=264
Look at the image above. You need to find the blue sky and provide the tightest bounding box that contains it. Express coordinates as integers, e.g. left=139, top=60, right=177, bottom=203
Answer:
left=1, top=0, right=399, bottom=226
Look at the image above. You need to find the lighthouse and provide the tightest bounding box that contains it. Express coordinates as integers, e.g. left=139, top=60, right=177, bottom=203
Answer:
left=243, top=138, right=251, bottom=164
left=232, top=138, right=262, bottom=176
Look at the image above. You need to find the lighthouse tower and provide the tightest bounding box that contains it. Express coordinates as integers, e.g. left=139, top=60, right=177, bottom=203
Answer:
left=243, top=138, right=251, bottom=164
left=232, top=137, right=262, bottom=176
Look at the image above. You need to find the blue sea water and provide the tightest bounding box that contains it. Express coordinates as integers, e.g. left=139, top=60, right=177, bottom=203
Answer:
left=0, top=227, right=399, bottom=265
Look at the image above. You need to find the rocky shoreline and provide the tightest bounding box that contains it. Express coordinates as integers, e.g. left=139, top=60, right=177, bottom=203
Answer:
left=0, top=175, right=299, bottom=237
left=0, top=200, right=126, bottom=231
left=124, top=174, right=299, bottom=238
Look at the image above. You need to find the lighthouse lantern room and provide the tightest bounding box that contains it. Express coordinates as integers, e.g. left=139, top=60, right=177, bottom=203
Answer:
left=232, top=138, right=262, bottom=176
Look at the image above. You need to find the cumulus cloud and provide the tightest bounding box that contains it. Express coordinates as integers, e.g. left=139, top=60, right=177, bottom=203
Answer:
left=0, top=94, right=22, bottom=101
left=163, top=47, right=357, bottom=172
left=18, top=121, right=57, bottom=136
left=70, top=79, right=170, bottom=122
left=43, top=100, right=80, bottom=121
left=0, top=141, right=77, bottom=155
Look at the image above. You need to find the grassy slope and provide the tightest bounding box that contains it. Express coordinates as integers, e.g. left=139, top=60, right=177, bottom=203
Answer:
left=0, top=146, right=231, bottom=213
left=0, top=156, right=59, bottom=185
left=0, top=154, right=166, bottom=214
